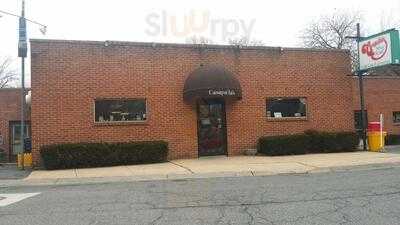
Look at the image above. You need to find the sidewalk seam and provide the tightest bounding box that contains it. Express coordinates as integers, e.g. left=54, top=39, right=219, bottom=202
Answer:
left=295, top=162, right=320, bottom=169
left=168, top=161, right=195, bottom=174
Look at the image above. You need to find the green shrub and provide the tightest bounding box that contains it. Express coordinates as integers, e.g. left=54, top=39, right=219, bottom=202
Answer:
left=257, top=130, right=358, bottom=156
left=0, top=148, right=5, bottom=162
left=40, top=141, right=168, bottom=170
left=257, top=134, right=310, bottom=156
left=385, top=134, right=400, bottom=145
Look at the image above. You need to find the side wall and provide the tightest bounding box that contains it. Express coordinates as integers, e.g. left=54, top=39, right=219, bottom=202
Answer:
left=352, top=77, right=400, bottom=135
left=30, top=41, right=354, bottom=166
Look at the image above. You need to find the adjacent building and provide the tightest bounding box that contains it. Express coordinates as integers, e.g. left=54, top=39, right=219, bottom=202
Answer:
left=352, top=73, right=400, bottom=135
left=0, top=88, right=30, bottom=162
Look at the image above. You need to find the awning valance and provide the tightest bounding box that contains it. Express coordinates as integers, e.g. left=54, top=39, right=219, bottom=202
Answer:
left=183, top=65, right=242, bottom=103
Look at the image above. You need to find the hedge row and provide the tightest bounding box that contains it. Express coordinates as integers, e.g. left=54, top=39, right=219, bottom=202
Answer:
left=257, top=130, right=359, bottom=156
left=40, top=141, right=168, bottom=170
left=0, top=148, right=5, bottom=163
left=386, top=134, right=400, bottom=146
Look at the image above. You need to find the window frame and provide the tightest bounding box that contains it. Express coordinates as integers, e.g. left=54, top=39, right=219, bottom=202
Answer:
left=393, top=111, right=400, bottom=124
left=93, top=98, right=148, bottom=125
left=266, top=97, right=308, bottom=121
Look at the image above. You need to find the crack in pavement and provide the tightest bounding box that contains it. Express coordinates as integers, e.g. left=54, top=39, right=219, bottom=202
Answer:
left=148, top=211, right=164, bottom=225
left=168, top=161, right=195, bottom=174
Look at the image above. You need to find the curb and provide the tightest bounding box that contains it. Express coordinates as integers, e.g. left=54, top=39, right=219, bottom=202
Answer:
left=1, top=162, right=400, bottom=188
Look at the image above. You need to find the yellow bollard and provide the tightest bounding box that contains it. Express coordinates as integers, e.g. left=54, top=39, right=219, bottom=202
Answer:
left=17, top=153, right=32, bottom=168
left=367, top=132, right=387, bottom=152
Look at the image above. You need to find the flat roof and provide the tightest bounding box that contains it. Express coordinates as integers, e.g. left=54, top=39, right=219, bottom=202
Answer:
left=366, top=65, right=400, bottom=77
left=30, top=38, right=349, bottom=53
left=0, top=88, right=31, bottom=91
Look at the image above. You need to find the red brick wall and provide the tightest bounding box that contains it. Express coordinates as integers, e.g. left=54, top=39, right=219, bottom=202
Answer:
left=0, top=88, right=29, bottom=162
left=352, top=77, right=400, bottom=135
left=30, top=40, right=354, bottom=166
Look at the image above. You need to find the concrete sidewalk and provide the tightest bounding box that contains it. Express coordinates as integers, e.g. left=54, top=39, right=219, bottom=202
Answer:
left=23, top=150, right=400, bottom=183
left=0, top=164, right=31, bottom=180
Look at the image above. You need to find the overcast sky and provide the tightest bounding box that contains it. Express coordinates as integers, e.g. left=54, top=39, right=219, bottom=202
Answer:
left=1, top=0, right=400, bottom=86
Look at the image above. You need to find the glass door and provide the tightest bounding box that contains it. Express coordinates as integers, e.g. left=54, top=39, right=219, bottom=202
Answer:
left=197, top=99, right=227, bottom=156
left=11, top=123, right=30, bottom=155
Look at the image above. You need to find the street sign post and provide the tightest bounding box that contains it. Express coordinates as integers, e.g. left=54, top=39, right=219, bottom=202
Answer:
left=23, top=138, right=31, bottom=152
left=18, top=0, right=27, bottom=170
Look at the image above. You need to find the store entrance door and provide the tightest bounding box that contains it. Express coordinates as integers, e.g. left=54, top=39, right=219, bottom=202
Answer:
left=10, top=122, right=30, bottom=161
left=197, top=99, right=227, bottom=156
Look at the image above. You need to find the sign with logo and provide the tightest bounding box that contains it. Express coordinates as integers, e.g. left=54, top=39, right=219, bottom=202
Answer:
left=208, top=89, right=237, bottom=97
left=358, top=29, right=400, bottom=70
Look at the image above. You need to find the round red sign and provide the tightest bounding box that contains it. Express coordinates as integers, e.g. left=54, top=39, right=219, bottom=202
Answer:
left=361, top=37, right=388, bottom=61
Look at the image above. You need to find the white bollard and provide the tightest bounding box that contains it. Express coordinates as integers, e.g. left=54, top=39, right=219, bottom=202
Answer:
left=379, top=114, right=384, bottom=151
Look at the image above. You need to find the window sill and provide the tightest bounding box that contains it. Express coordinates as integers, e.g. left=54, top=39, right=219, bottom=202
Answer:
left=93, top=121, right=148, bottom=126
left=266, top=117, right=308, bottom=122
left=393, top=123, right=400, bottom=126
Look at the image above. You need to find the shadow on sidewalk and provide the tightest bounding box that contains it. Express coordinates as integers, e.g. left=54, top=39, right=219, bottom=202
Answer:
left=384, top=145, right=400, bottom=154
left=0, top=164, right=31, bottom=180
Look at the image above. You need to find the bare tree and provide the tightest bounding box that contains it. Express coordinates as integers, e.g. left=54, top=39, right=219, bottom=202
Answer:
left=228, top=36, right=265, bottom=47
left=300, top=11, right=362, bottom=71
left=186, top=35, right=265, bottom=48
left=0, top=57, right=17, bottom=88
left=301, top=11, right=361, bottom=49
left=185, top=36, right=214, bottom=45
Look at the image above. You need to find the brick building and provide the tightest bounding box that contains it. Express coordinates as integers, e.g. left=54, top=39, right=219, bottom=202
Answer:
left=0, top=88, right=30, bottom=162
left=352, top=76, right=400, bottom=135
left=28, top=39, right=358, bottom=166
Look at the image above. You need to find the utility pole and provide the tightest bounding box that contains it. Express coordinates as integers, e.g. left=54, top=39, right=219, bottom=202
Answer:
left=18, top=0, right=27, bottom=170
left=346, top=23, right=367, bottom=150
left=356, top=23, right=367, bottom=150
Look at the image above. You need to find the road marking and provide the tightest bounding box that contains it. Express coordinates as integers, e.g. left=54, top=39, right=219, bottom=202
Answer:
left=0, top=193, right=40, bottom=207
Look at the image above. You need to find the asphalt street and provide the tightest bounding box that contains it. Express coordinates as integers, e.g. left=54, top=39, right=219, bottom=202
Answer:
left=1, top=165, right=400, bottom=225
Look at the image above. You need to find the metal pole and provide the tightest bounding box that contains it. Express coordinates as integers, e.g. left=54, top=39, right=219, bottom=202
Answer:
left=356, top=23, right=367, bottom=150
left=19, top=0, right=26, bottom=170
left=20, top=56, right=25, bottom=170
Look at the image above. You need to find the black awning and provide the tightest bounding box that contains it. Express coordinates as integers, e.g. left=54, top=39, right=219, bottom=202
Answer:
left=183, top=65, right=242, bottom=103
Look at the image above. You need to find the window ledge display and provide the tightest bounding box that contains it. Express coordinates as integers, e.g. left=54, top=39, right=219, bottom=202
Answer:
left=93, top=120, right=148, bottom=126
left=266, top=116, right=308, bottom=122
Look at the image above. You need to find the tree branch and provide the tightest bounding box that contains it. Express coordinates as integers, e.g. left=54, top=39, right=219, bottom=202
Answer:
left=0, top=57, right=17, bottom=88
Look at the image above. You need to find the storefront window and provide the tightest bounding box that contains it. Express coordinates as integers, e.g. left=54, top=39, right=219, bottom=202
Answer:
left=266, top=97, right=307, bottom=118
left=393, top=111, right=400, bottom=124
left=95, top=99, right=147, bottom=122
